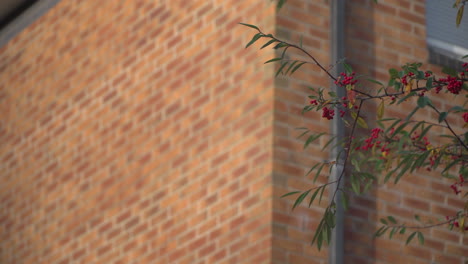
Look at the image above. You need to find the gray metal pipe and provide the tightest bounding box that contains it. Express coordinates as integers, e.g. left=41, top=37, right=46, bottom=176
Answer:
left=328, top=1, right=345, bottom=264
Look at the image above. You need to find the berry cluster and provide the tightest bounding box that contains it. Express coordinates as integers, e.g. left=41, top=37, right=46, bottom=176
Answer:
left=463, top=112, right=468, bottom=123
left=322, top=107, right=335, bottom=120
left=401, top=72, right=414, bottom=86
left=335, top=72, right=358, bottom=87
left=356, top=128, right=383, bottom=151
left=438, top=75, right=463, bottom=94
left=449, top=174, right=465, bottom=195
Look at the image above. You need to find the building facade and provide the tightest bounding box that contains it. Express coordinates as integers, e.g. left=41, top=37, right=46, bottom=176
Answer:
left=0, top=0, right=466, bottom=263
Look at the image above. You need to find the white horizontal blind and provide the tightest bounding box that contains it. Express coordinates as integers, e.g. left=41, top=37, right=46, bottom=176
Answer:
left=426, top=0, right=468, bottom=57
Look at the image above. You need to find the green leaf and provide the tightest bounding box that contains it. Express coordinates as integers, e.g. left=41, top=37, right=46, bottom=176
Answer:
left=280, top=191, right=300, bottom=198
left=277, top=0, right=287, bottom=10
left=394, top=161, right=412, bottom=183
left=406, top=231, right=417, bottom=245
left=276, top=61, right=289, bottom=76
left=438, top=112, right=448, bottom=123
left=462, top=54, right=468, bottom=59
left=417, top=231, right=425, bottom=245
left=260, top=39, right=277, bottom=49
left=341, top=193, right=349, bottom=210
left=380, top=218, right=388, bottom=225
left=305, top=163, right=320, bottom=177
left=411, top=151, right=430, bottom=172
left=375, top=226, right=387, bottom=237
left=351, top=173, right=360, bottom=194
left=417, top=96, right=428, bottom=108
left=264, top=57, right=282, bottom=64
left=314, top=163, right=326, bottom=182
left=389, top=68, right=399, bottom=79
left=273, top=42, right=288, bottom=49
left=309, top=187, right=322, bottom=207
left=293, top=189, right=311, bottom=209
left=285, top=61, right=298, bottom=75
left=291, top=62, right=307, bottom=74
left=322, top=136, right=337, bottom=151
left=425, top=77, right=433, bottom=89
left=343, top=63, right=353, bottom=74
left=387, top=216, right=397, bottom=224
left=449, top=105, right=464, bottom=112
left=389, top=227, right=397, bottom=239
left=399, top=227, right=406, bottom=234
left=245, top=33, right=262, bottom=48
left=318, top=184, right=326, bottom=204
left=414, top=214, right=421, bottom=222
left=239, top=23, right=260, bottom=31
left=304, top=132, right=326, bottom=149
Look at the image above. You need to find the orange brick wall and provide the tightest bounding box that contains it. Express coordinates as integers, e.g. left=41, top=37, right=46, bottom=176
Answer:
left=1, top=0, right=467, bottom=264
left=272, top=1, right=332, bottom=263
left=0, top=1, right=276, bottom=263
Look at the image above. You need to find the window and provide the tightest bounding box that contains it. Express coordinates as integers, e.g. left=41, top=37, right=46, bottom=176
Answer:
left=426, top=0, right=468, bottom=69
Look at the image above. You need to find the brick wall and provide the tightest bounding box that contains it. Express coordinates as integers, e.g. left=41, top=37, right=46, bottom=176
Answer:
left=344, top=0, right=467, bottom=263
left=272, top=1, right=332, bottom=263
left=0, top=1, right=276, bottom=263
left=1, top=0, right=467, bottom=263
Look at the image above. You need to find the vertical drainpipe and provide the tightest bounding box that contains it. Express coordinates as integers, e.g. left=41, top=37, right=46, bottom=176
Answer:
left=329, top=1, right=345, bottom=264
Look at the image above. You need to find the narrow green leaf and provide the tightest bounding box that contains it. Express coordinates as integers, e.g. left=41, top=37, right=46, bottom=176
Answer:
left=245, top=33, right=262, bottom=48
left=314, top=163, right=326, bottom=183
left=411, top=151, right=430, bottom=172
left=264, top=57, right=282, bottom=64
left=291, top=62, right=307, bottom=75
left=318, top=184, right=326, bottom=204
left=389, top=227, right=397, bottom=239
left=380, top=218, right=388, bottom=225
left=305, top=163, right=320, bottom=177
left=341, top=193, right=349, bottom=210
left=322, top=135, right=337, bottom=151
left=406, top=232, right=417, bottom=245
left=387, top=216, right=397, bottom=224
left=394, top=161, right=412, bottom=183
left=280, top=191, right=300, bottom=198
left=239, top=23, right=259, bottom=31
left=351, top=173, right=360, bottom=194
left=293, top=189, right=311, bottom=210
left=276, top=61, right=289, bottom=76
left=417, top=231, right=425, bottom=245
left=285, top=61, right=298, bottom=75
left=375, top=226, right=386, bottom=237
left=260, top=39, right=277, bottom=49
left=462, top=54, right=468, bottom=59
left=304, top=132, right=326, bottom=149
left=309, top=187, right=322, bottom=207
left=296, top=129, right=309, bottom=139
left=343, top=63, right=353, bottom=74
left=414, top=214, right=421, bottom=222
